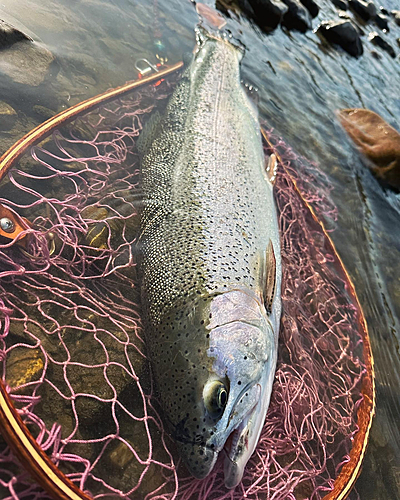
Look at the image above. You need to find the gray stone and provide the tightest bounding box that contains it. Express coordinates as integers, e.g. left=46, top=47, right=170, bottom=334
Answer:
left=0, top=40, right=55, bottom=86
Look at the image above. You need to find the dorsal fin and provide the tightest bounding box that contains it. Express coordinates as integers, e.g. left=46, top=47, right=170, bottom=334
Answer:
left=264, top=239, right=277, bottom=315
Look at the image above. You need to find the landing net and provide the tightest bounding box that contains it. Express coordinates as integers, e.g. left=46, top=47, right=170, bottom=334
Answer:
left=0, top=70, right=373, bottom=499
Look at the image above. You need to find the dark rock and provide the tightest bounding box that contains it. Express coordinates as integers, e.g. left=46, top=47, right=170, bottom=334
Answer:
left=0, top=19, right=32, bottom=49
left=317, top=20, right=363, bottom=57
left=392, top=10, right=400, bottom=26
left=374, top=13, right=389, bottom=31
left=238, top=0, right=289, bottom=30
left=337, top=10, right=365, bottom=34
left=349, top=0, right=377, bottom=21
left=332, top=0, right=348, bottom=9
left=397, top=38, right=400, bottom=49
left=368, top=32, right=396, bottom=57
left=33, top=105, right=55, bottom=120
left=299, top=0, right=319, bottom=18
left=281, top=0, right=313, bottom=32
left=379, top=7, right=388, bottom=16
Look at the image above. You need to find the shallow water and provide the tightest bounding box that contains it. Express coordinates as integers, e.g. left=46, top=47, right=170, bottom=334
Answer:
left=0, top=0, right=399, bottom=498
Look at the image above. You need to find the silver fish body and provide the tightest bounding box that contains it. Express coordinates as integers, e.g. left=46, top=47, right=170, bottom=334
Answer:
left=139, top=29, right=281, bottom=488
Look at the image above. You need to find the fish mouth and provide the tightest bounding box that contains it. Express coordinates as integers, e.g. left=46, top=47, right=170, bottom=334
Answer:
left=222, top=394, right=260, bottom=489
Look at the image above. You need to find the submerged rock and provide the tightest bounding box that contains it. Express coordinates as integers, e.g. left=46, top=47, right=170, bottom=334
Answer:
left=348, top=0, right=376, bottom=21
left=0, top=19, right=32, bottom=49
left=0, top=41, right=55, bottom=86
left=338, top=108, right=400, bottom=190
left=281, top=0, right=313, bottom=32
left=6, top=347, right=44, bottom=390
left=238, top=0, right=289, bottom=30
left=0, top=101, right=17, bottom=130
left=317, top=20, right=363, bottom=57
left=32, top=104, right=55, bottom=120
left=368, top=32, right=396, bottom=58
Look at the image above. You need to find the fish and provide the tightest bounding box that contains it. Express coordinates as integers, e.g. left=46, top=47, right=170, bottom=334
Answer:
left=138, top=27, right=281, bottom=489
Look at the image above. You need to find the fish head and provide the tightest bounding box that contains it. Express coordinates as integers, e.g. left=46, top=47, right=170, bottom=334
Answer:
left=204, top=290, right=278, bottom=488
left=156, top=290, right=278, bottom=487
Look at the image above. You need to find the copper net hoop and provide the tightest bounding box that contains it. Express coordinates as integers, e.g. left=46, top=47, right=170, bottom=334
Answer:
left=0, top=64, right=374, bottom=500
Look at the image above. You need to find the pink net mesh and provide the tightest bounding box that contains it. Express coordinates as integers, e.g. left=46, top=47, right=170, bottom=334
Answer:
left=0, top=72, right=369, bottom=500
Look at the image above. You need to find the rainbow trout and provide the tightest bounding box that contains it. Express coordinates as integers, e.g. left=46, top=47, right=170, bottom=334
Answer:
left=139, top=28, right=281, bottom=488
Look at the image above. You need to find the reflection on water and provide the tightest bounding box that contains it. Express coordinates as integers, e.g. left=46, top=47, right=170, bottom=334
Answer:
left=0, top=0, right=399, bottom=498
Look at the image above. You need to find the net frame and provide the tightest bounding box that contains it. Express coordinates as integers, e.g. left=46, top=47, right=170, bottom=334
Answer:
left=0, top=63, right=375, bottom=500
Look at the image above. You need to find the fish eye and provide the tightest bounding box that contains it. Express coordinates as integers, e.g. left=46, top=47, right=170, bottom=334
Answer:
left=203, top=380, right=229, bottom=417
left=0, top=217, right=15, bottom=233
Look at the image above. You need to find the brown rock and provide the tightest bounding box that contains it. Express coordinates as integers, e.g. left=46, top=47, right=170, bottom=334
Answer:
left=0, top=100, right=17, bottom=130
left=337, top=108, right=400, bottom=189
left=6, top=347, right=44, bottom=389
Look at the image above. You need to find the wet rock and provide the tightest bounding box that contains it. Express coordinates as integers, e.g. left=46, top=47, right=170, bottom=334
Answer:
left=348, top=0, right=376, bottom=21
left=33, top=105, right=55, bottom=121
left=379, top=7, right=388, bottom=15
left=281, top=0, right=313, bottom=32
left=0, top=19, right=32, bottom=49
left=6, top=347, right=44, bottom=389
left=332, top=0, right=348, bottom=10
left=368, top=32, right=396, bottom=57
left=338, top=108, right=400, bottom=190
left=299, top=0, right=319, bottom=18
left=0, top=101, right=17, bottom=130
left=0, top=41, right=55, bottom=86
left=238, top=0, right=288, bottom=31
left=374, top=13, right=389, bottom=31
left=392, top=10, right=400, bottom=27
left=317, top=20, right=363, bottom=57
left=338, top=11, right=365, bottom=34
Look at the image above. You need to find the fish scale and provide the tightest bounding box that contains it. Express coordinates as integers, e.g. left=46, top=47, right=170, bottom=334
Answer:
left=139, top=28, right=281, bottom=487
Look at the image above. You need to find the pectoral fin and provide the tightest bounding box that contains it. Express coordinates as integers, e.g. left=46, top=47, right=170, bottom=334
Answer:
left=264, top=240, right=277, bottom=315
left=266, top=154, right=278, bottom=185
